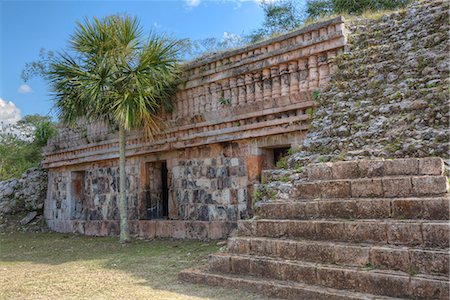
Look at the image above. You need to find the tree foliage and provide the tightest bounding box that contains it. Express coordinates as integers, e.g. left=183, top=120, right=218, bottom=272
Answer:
left=35, top=15, right=181, bottom=242
left=306, top=0, right=412, bottom=19
left=248, top=0, right=303, bottom=43
left=0, top=115, right=57, bottom=181
left=46, top=15, right=182, bottom=136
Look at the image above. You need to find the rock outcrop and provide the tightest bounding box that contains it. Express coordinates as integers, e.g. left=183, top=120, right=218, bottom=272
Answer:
left=0, top=167, right=48, bottom=215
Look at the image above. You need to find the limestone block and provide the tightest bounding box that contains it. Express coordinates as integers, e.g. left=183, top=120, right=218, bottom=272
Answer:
left=237, top=220, right=255, bottom=236
left=344, top=221, right=387, bottom=243
left=230, top=255, right=250, bottom=274
left=411, top=176, right=448, bottom=196
left=209, top=254, right=231, bottom=273
left=384, top=158, right=419, bottom=176
left=319, top=180, right=351, bottom=198
left=383, top=177, right=412, bottom=197
left=422, top=222, right=449, bottom=248
left=315, top=221, right=345, bottom=241
left=386, top=222, right=422, bottom=246
left=419, top=157, right=445, bottom=175
left=409, top=277, right=449, bottom=300
left=307, top=163, right=332, bottom=180
left=358, top=160, right=385, bottom=178
left=370, top=246, right=410, bottom=272
left=331, top=161, right=359, bottom=179
left=351, top=179, right=383, bottom=198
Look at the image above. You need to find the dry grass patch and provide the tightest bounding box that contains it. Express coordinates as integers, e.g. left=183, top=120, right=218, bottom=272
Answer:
left=0, top=232, right=271, bottom=300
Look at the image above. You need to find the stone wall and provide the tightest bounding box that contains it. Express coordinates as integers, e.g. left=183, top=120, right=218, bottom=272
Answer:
left=0, top=167, right=48, bottom=215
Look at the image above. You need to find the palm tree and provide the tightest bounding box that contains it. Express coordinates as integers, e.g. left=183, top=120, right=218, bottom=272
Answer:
left=47, top=15, right=181, bottom=243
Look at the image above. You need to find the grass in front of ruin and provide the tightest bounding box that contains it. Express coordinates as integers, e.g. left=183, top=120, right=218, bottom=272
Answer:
left=0, top=231, right=269, bottom=300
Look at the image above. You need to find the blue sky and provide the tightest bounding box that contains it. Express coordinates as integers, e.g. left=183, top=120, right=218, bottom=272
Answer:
left=0, top=0, right=268, bottom=123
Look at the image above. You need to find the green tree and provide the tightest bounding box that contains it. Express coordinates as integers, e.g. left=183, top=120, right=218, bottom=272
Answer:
left=248, top=0, right=303, bottom=43
left=306, top=0, right=412, bottom=20
left=45, top=15, right=180, bottom=243
left=0, top=114, right=56, bottom=181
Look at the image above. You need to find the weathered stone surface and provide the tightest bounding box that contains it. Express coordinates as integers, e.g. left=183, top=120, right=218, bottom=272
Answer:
left=422, top=222, right=449, bottom=248
left=320, top=181, right=351, bottom=198
left=0, top=167, right=47, bottom=215
left=386, top=222, right=422, bottom=245
left=382, top=177, right=412, bottom=197
left=384, top=159, right=419, bottom=176
left=208, top=254, right=231, bottom=273
left=344, top=221, right=387, bottom=243
left=412, top=176, right=448, bottom=196
left=350, top=179, right=383, bottom=198
left=410, top=249, right=449, bottom=276
left=19, top=211, right=38, bottom=225
left=331, top=161, right=359, bottom=179
left=369, top=246, right=410, bottom=272
left=419, top=157, right=444, bottom=175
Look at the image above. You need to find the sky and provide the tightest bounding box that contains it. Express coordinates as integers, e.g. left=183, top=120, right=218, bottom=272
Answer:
left=0, top=0, right=268, bottom=124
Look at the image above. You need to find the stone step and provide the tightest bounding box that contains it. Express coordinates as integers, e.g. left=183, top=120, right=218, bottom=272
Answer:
left=228, top=237, right=449, bottom=276
left=290, top=175, right=448, bottom=200
left=207, top=253, right=449, bottom=299
left=262, top=157, right=445, bottom=184
left=180, top=267, right=404, bottom=300
left=258, top=197, right=450, bottom=220
left=237, top=219, right=449, bottom=248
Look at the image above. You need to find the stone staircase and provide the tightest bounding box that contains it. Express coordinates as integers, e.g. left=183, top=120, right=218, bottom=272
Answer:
left=180, top=157, right=449, bottom=299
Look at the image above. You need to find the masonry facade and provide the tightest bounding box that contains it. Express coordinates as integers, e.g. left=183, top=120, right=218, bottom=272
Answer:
left=43, top=17, right=347, bottom=239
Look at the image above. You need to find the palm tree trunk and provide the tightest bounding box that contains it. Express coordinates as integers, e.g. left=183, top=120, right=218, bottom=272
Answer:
left=118, top=124, right=130, bottom=243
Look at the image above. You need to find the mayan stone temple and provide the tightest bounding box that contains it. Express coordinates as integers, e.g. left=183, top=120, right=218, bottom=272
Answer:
left=43, top=17, right=347, bottom=238
left=41, top=0, right=449, bottom=298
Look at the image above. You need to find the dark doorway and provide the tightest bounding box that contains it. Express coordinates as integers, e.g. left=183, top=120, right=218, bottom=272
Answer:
left=161, top=162, right=169, bottom=218
left=71, top=171, right=87, bottom=219
left=273, top=147, right=290, bottom=166
left=144, top=161, right=169, bottom=219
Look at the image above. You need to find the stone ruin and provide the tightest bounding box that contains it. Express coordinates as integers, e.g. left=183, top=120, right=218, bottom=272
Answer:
left=42, top=16, right=347, bottom=238
left=38, top=0, right=449, bottom=298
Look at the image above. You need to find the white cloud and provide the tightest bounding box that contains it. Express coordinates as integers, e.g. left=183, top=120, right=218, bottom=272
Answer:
left=186, top=0, right=201, bottom=7
left=0, top=98, right=21, bottom=124
left=18, top=84, right=32, bottom=94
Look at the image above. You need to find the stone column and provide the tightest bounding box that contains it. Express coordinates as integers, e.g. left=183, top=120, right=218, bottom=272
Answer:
left=204, top=85, right=211, bottom=112
left=318, top=55, right=330, bottom=87
left=230, top=77, right=238, bottom=107
left=187, top=89, right=194, bottom=116
left=289, top=61, right=299, bottom=95
left=271, top=66, right=281, bottom=99
left=298, top=59, right=308, bottom=92
left=280, top=63, right=289, bottom=97
left=327, top=50, right=337, bottom=74
left=222, top=79, right=231, bottom=106
left=192, top=88, right=198, bottom=115
left=245, top=73, right=254, bottom=103
left=210, top=82, right=218, bottom=111
left=181, top=91, right=189, bottom=116
left=262, top=68, right=271, bottom=101
left=237, top=76, right=246, bottom=105
left=254, top=72, right=263, bottom=102
left=308, top=55, right=319, bottom=90
left=176, top=94, right=182, bottom=119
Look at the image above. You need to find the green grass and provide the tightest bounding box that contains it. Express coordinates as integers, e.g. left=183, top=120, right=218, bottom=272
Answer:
left=0, top=231, right=270, bottom=300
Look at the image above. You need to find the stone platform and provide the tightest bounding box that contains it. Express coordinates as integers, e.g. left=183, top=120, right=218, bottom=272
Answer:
left=180, top=157, right=450, bottom=299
